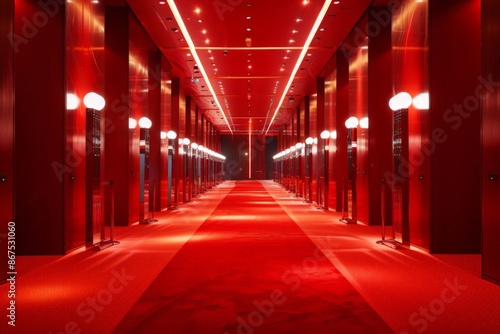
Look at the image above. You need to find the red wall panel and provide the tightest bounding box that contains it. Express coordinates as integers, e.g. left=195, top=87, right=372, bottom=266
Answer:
left=14, top=0, right=65, bottom=254
left=105, top=6, right=130, bottom=226
left=429, top=0, right=481, bottom=253
left=0, top=0, right=14, bottom=279
left=148, top=51, right=161, bottom=209
left=160, top=59, right=173, bottom=209
left=335, top=51, right=350, bottom=213
left=348, top=15, right=369, bottom=224
left=392, top=0, right=430, bottom=248
left=368, top=7, right=393, bottom=226
left=481, top=0, right=500, bottom=283
left=325, top=64, right=338, bottom=211
left=65, top=0, right=105, bottom=250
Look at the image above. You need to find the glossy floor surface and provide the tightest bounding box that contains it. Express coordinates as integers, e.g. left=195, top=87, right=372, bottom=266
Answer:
left=1, top=181, right=498, bottom=333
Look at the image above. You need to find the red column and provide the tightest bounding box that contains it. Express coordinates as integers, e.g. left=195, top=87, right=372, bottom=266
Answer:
left=0, top=0, right=14, bottom=271
left=368, top=7, right=393, bottom=226
left=482, top=0, right=500, bottom=284
left=14, top=0, right=65, bottom=254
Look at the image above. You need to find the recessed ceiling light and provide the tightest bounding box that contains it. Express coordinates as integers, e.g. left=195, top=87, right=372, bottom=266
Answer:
left=334, top=1, right=340, bottom=4
left=246, top=16, right=251, bottom=20
left=202, top=29, right=207, bottom=34
left=159, top=1, right=166, bottom=4
left=296, top=18, right=302, bottom=22
left=292, top=30, right=298, bottom=34
left=195, top=8, right=201, bottom=14
left=247, top=28, right=251, bottom=32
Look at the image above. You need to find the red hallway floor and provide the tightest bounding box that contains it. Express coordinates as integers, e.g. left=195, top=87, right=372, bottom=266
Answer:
left=0, top=180, right=498, bottom=333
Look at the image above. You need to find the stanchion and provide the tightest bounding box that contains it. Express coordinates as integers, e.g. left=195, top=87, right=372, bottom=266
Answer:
left=142, top=178, right=158, bottom=224
left=303, top=176, right=311, bottom=203
left=317, top=176, right=325, bottom=209
left=339, top=179, right=355, bottom=224
left=376, top=179, right=400, bottom=249
left=93, top=180, right=120, bottom=251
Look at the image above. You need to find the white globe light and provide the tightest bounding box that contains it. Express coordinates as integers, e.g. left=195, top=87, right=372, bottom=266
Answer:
left=345, top=116, right=359, bottom=129
left=183, top=138, right=190, bottom=145
left=138, top=117, right=152, bottom=129
left=167, top=130, right=177, bottom=139
left=128, top=118, right=137, bottom=129
left=389, top=92, right=412, bottom=111
left=305, top=137, right=314, bottom=145
left=413, top=92, right=429, bottom=110
left=359, top=117, right=369, bottom=129
left=83, top=92, right=105, bottom=110
left=160, top=131, right=167, bottom=139
left=66, top=93, right=80, bottom=110
left=320, top=130, right=330, bottom=139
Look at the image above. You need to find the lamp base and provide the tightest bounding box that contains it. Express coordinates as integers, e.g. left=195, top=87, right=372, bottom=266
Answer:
left=92, top=240, right=120, bottom=251
left=376, top=239, right=401, bottom=250
left=140, top=218, right=158, bottom=224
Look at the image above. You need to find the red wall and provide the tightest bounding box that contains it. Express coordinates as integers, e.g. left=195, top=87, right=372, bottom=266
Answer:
left=429, top=0, right=481, bottom=253
left=481, top=0, right=500, bottom=283
left=160, top=58, right=173, bottom=209
left=368, top=7, right=393, bottom=226
left=335, top=51, right=350, bottom=213
left=105, top=5, right=131, bottom=226
left=347, top=14, right=369, bottom=224
left=65, top=0, right=105, bottom=250
left=14, top=0, right=65, bottom=254
left=0, top=0, right=14, bottom=278
left=325, top=67, right=338, bottom=211
left=392, top=0, right=430, bottom=248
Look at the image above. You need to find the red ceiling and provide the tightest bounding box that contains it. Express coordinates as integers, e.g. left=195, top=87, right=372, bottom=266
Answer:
left=124, top=0, right=375, bottom=135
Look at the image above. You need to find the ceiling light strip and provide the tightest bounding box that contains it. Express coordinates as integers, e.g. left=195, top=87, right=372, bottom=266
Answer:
left=167, top=0, right=233, bottom=134
left=265, top=0, right=332, bottom=134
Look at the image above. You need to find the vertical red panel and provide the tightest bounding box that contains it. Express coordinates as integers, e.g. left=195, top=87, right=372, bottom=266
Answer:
left=65, top=0, right=105, bottom=250
left=128, top=11, right=153, bottom=224
left=15, top=0, right=65, bottom=254
left=368, top=7, right=393, bottom=226
left=392, top=0, right=430, bottom=248
left=481, top=0, right=500, bottom=283
left=170, top=78, right=181, bottom=204
left=160, top=60, right=172, bottom=209
left=0, top=0, right=14, bottom=279
left=336, top=51, right=349, bottom=212
left=105, top=5, right=130, bottom=226
left=324, top=63, right=338, bottom=211
left=148, top=51, right=161, bottom=210
left=347, top=14, right=369, bottom=224
left=429, top=0, right=481, bottom=253
left=309, top=95, right=318, bottom=204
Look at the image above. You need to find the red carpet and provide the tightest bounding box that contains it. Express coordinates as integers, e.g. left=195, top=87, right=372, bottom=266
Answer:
left=114, top=181, right=392, bottom=333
